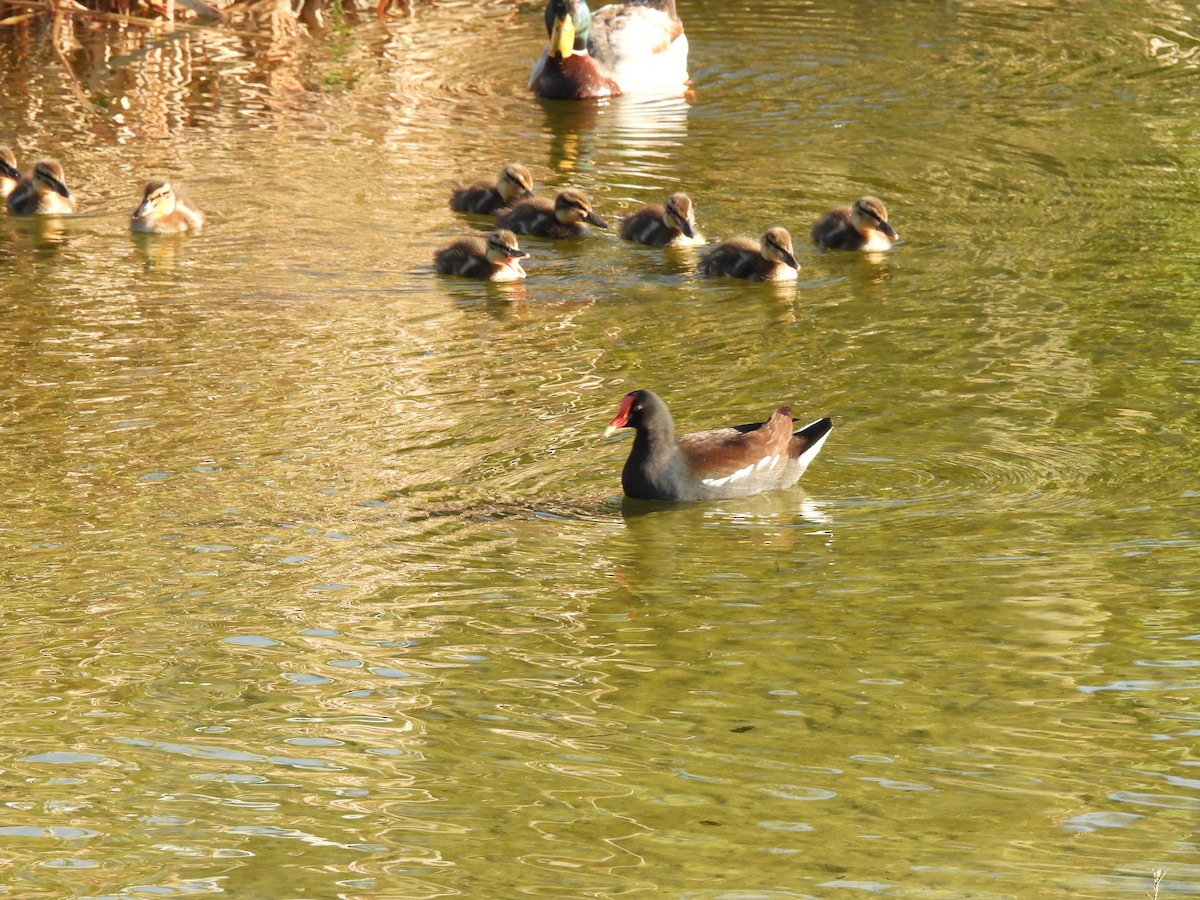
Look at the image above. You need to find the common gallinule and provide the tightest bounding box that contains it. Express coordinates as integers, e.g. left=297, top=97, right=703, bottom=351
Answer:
left=529, top=0, right=689, bottom=100
left=131, top=179, right=205, bottom=234
left=604, top=390, right=833, bottom=501
left=6, top=159, right=76, bottom=216
left=698, top=226, right=798, bottom=281
left=811, top=196, right=897, bottom=251
left=495, top=188, right=607, bottom=239
left=449, top=163, right=534, bottom=215
left=618, top=192, right=704, bottom=248
left=434, top=229, right=529, bottom=282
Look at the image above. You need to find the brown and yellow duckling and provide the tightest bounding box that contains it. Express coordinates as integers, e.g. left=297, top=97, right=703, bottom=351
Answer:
left=529, top=0, right=689, bottom=100
left=698, top=227, right=799, bottom=282
left=495, top=188, right=607, bottom=239
left=131, top=179, right=205, bottom=234
left=450, top=163, right=534, bottom=215
left=6, top=158, right=76, bottom=215
left=811, top=195, right=897, bottom=251
left=434, top=229, right=530, bottom=282
left=0, top=147, right=20, bottom=204
left=618, top=192, right=703, bottom=248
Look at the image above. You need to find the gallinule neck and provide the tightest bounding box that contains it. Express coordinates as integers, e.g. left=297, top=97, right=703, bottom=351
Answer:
left=811, top=196, right=897, bottom=251
left=604, top=390, right=833, bottom=501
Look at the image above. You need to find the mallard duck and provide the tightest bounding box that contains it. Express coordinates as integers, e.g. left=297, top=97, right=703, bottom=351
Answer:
left=529, top=0, right=688, bottom=100
left=6, top=159, right=76, bottom=215
left=0, top=147, right=20, bottom=203
left=130, top=179, right=205, bottom=234
left=450, top=163, right=534, bottom=215
left=495, top=188, right=607, bottom=239
left=698, top=227, right=799, bottom=281
left=811, top=196, right=897, bottom=251
left=434, top=229, right=529, bottom=282
left=618, top=191, right=702, bottom=248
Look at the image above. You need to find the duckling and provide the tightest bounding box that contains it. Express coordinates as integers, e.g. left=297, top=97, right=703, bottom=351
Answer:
left=618, top=192, right=703, bottom=248
left=698, top=227, right=799, bottom=282
left=6, top=158, right=76, bottom=215
left=530, top=0, right=688, bottom=100
left=811, top=195, right=897, bottom=251
left=0, top=147, right=20, bottom=203
left=450, top=163, right=534, bottom=215
left=130, top=179, right=205, bottom=234
left=495, top=188, right=607, bottom=239
left=434, top=229, right=529, bottom=282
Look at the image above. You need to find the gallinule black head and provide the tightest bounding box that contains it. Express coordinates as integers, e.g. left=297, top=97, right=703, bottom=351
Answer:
left=604, top=389, right=833, bottom=501
left=811, top=195, right=897, bottom=251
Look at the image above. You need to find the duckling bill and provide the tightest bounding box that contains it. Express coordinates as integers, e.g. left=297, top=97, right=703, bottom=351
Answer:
left=618, top=192, right=703, bottom=248
left=131, top=179, right=205, bottom=234
left=811, top=196, right=897, bottom=251
left=495, top=188, right=606, bottom=239
left=450, top=163, right=534, bottom=215
left=6, top=158, right=76, bottom=215
left=698, top=227, right=799, bottom=281
left=434, top=229, right=529, bottom=282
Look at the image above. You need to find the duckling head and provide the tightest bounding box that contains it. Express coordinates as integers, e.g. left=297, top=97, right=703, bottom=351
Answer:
left=762, top=227, right=799, bottom=269
left=33, top=159, right=71, bottom=199
left=0, top=147, right=19, bottom=183
left=851, top=196, right=896, bottom=241
left=498, top=164, right=533, bottom=202
left=545, top=0, right=591, bottom=59
left=485, top=229, right=530, bottom=264
left=663, top=192, right=696, bottom=238
left=555, top=189, right=607, bottom=228
left=133, top=179, right=177, bottom=221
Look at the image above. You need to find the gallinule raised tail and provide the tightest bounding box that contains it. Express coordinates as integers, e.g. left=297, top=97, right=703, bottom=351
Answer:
left=604, top=390, right=833, bottom=501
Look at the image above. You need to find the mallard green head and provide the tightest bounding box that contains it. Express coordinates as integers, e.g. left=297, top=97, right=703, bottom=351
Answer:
left=545, top=0, right=591, bottom=59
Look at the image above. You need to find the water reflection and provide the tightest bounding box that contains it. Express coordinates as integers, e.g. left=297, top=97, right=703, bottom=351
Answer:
left=540, top=94, right=690, bottom=180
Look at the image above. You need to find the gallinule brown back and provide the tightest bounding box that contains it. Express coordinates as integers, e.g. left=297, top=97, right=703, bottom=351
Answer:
left=604, top=390, right=833, bottom=501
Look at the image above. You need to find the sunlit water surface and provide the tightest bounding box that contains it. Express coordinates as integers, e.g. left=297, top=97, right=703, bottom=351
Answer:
left=1, top=1, right=1198, bottom=896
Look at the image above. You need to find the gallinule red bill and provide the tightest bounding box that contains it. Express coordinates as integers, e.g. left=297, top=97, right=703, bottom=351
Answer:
left=604, top=390, right=833, bottom=501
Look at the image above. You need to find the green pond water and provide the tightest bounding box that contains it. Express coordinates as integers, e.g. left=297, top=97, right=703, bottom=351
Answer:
left=0, top=0, right=1198, bottom=896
